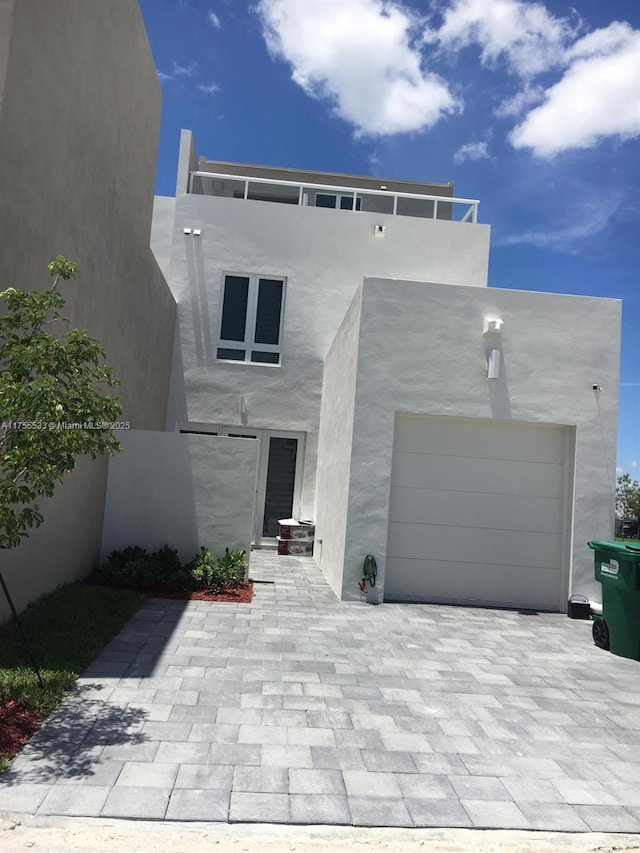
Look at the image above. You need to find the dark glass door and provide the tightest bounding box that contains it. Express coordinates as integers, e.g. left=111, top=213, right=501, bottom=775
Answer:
left=262, top=437, right=298, bottom=537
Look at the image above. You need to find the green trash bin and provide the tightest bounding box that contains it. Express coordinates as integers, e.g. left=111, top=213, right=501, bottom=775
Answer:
left=588, top=540, right=640, bottom=661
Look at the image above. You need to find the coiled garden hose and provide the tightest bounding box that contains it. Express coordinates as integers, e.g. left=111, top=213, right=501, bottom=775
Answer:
left=359, top=554, right=378, bottom=591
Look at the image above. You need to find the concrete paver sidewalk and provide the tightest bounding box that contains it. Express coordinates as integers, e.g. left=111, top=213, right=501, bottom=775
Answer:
left=1, top=551, right=640, bottom=832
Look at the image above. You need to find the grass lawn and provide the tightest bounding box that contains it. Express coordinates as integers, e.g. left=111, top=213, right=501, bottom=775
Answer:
left=0, top=583, right=143, bottom=764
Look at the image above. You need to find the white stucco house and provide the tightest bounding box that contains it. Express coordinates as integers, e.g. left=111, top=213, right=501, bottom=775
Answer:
left=111, top=128, right=619, bottom=613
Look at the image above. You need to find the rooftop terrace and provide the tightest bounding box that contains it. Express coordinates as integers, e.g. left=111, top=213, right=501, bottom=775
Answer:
left=189, top=159, right=479, bottom=224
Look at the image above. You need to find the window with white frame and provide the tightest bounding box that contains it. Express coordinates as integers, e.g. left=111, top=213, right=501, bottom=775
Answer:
left=217, top=274, right=285, bottom=364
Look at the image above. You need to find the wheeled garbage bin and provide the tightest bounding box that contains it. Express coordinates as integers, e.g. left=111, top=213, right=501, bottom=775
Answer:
left=588, top=540, right=640, bottom=661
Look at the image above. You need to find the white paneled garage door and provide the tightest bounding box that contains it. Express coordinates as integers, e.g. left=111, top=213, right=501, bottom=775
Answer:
left=384, top=415, right=570, bottom=611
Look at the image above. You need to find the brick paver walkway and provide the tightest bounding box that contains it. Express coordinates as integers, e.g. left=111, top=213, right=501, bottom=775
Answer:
left=1, top=551, right=640, bottom=831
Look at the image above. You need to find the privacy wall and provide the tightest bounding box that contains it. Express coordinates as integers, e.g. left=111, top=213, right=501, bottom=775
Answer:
left=101, top=431, right=258, bottom=567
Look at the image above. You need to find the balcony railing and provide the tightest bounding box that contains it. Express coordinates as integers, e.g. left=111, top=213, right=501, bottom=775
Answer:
left=189, top=171, right=479, bottom=224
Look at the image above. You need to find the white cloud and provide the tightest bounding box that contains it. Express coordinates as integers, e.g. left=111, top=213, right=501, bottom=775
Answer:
left=632, top=459, right=639, bottom=470
left=158, top=60, right=198, bottom=82
left=504, top=191, right=622, bottom=252
left=157, top=60, right=199, bottom=88
left=208, top=11, right=221, bottom=28
left=494, top=85, right=543, bottom=119
left=454, top=141, right=490, bottom=163
left=567, top=20, right=631, bottom=60
left=198, top=82, right=221, bottom=95
left=256, top=0, right=459, bottom=136
left=424, top=0, right=576, bottom=78
left=510, top=22, right=640, bottom=156
left=172, top=61, right=198, bottom=77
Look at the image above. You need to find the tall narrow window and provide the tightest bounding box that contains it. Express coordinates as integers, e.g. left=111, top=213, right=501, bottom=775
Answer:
left=217, top=274, right=285, bottom=364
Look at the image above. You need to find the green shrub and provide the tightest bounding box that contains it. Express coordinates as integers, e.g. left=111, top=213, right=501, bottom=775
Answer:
left=149, top=545, right=185, bottom=591
left=217, top=547, right=247, bottom=590
left=93, top=544, right=247, bottom=595
left=153, top=544, right=183, bottom=576
left=186, top=546, right=216, bottom=590
left=109, top=545, right=148, bottom=568
left=95, top=549, right=152, bottom=590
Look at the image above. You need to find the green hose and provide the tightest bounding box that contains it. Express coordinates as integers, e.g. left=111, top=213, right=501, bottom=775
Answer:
left=362, top=554, right=377, bottom=588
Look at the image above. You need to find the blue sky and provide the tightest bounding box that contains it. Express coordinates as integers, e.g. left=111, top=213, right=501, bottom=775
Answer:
left=139, top=0, right=640, bottom=478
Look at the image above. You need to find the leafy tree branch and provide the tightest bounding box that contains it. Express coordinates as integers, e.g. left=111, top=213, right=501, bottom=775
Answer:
left=616, top=472, right=640, bottom=528
left=0, top=258, right=123, bottom=549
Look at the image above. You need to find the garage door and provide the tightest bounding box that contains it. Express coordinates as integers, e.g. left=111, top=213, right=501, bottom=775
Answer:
left=384, top=415, right=570, bottom=611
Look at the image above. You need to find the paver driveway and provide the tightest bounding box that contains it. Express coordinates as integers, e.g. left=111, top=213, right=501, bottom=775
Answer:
left=1, top=551, right=640, bottom=831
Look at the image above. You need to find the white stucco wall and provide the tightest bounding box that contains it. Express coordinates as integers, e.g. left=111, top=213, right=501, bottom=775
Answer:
left=162, top=165, right=490, bottom=520
left=101, top=430, right=258, bottom=567
left=150, top=196, right=176, bottom=281
left=176, top=128, right=198, bottom=195
left=315, top=289, right=362, bottom=596
left=318, top=278, right=620, bottom=605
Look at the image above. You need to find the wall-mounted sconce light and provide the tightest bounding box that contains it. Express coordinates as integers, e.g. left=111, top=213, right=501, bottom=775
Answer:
left=592, top=384, right=603, bottom=392
left=374, top=225, right=386, bottom=237
left=483, top=316, right=504, bottom=380
left=193, top=228, right=201, bottom=237
left=483, top=317, right=504, bottom=334
left=183, top=228, right=192, bottom=235
left=487, top=349, right=501, bottom=379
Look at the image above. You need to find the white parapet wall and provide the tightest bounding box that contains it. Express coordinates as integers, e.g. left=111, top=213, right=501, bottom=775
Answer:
left=100, top=430, right=258, bottom=567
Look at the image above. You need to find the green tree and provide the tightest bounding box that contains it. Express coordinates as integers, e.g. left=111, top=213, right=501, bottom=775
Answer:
left=616, top=472, right=640, bottom=533
left=0, top=257, right=122, bottom=549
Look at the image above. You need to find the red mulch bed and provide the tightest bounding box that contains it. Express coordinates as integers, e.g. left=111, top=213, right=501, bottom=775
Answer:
left=0, top=701, right=45, bottom=762
left=143, top=582, right=254, bottom=603
left=85, top=581, right=254, bottom=603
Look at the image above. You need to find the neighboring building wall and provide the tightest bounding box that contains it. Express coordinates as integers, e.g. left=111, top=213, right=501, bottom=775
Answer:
left=0, top=0, right=176, bottom=619
left=176, top=128, right=198, bottom=196
left=163, top=132, right=491, bottom=520
left=315, top=289, right=362, bottom=596
left=0, top=0, right=15, bottom=110
left=317, top=279, right=620, bottom=605
left=101, top=431, right=258, bottom=567
left=151, top=196, right=177, bottom=281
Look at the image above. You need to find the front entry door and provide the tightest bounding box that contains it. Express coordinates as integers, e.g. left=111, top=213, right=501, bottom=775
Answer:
left=255, top=431, right=304, bottom=543
left=259, top=435, right=300, bottom=538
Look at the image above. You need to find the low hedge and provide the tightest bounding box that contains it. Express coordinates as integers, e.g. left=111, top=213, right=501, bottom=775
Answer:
left=92, top=544, right=247, bottom=594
